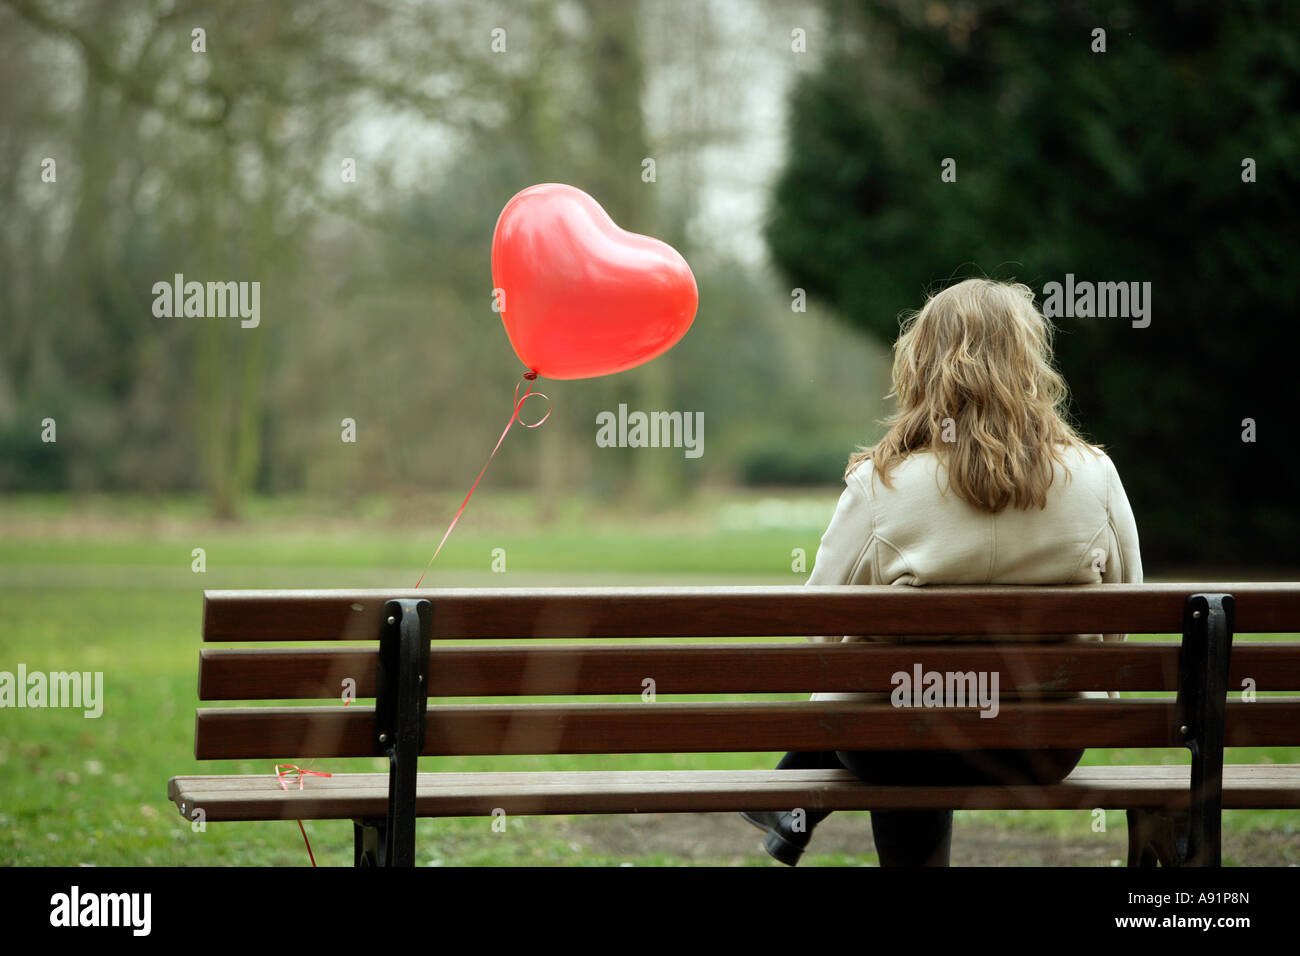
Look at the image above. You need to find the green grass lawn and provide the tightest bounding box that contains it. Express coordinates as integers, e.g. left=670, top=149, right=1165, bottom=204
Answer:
left=1, top=492, right=1296, bottom=866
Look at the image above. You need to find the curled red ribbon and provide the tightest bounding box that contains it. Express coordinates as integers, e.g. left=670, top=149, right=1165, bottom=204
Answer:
left=415, top=371, right=550, bottom=587
left=275, top=764, right=333, bottom=790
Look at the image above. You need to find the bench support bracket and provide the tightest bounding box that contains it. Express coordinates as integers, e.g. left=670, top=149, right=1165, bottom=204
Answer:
left=353, top=817, right=388, bottom=867
left=358, top=598, right=432, bottom=867
left=1127, top=592, right=1234, bottom=867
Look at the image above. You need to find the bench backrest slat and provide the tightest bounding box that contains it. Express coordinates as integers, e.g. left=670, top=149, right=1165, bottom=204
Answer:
left=202, top=584, right=1300, bottom=641
left=197, top=642, right=1300, bottom=699
left=192, top=698, right=1300, bottom=759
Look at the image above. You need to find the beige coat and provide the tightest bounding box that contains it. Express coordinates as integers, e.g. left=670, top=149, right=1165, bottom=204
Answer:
left=806, top=444, right=1143, bottom=702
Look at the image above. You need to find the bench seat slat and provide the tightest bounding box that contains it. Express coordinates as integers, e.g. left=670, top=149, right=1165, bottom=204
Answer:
left=197, top=643, right=1300, bottom=699
left=201, top=584, right=1300, bottom=641
left=193, top=699, right=1300, bottom=759
left=167, top=765, right=1300, bottom=821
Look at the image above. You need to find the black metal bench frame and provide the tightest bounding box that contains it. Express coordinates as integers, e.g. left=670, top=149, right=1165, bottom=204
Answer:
left=355, top=593, right=1235, bottom=868
left=353, top=599, right=431, bottom=866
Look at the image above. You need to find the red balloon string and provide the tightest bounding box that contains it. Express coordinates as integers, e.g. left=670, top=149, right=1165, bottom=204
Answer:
left=415, top=371, right=550, bottom=587
left=275, top=764, right=333, bottom=867
left=275, top=374, right=550, bottom=865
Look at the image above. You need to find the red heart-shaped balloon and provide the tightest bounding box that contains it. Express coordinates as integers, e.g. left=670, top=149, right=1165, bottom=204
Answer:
left=491, top=184, right=698, bottom=380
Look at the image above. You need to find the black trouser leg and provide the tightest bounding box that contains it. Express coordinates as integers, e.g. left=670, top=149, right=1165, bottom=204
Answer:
left=776, top=750, right=840, bottom=770
left=773, top=751, right=838, bottom=827
left=835, top=747, right=1086, bottom=867
left=869, top=810, right=954, bottom=867
left=772, top=747, right=1086, bottom=864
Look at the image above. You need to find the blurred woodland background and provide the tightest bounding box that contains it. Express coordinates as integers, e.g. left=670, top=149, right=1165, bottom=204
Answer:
left=1, top=0, right=1297, bottom=568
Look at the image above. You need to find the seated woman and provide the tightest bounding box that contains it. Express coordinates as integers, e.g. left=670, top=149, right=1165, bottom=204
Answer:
left=742, top=277, right=1142, bottom=866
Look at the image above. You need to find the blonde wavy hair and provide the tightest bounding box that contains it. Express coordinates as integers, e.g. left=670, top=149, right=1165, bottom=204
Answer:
left=848, top=278, right=1096, bottom=512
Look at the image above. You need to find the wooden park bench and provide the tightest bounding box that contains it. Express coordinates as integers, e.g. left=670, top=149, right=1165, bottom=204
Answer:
left=168, top=584, right=1300, bottom=866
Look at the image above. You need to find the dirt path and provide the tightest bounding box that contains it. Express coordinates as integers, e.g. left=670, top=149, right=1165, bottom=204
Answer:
left=555, top=812, right=1300, bottom=866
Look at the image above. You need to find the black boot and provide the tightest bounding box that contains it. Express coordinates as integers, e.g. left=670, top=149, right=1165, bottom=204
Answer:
left=743, top=752, right=840, bottom=864
left=739, top=810, right=816, bottom=866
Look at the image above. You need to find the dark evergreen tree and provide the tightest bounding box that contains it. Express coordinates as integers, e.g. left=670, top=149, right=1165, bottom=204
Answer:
left=767, top=0, right=1300, bottom=566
